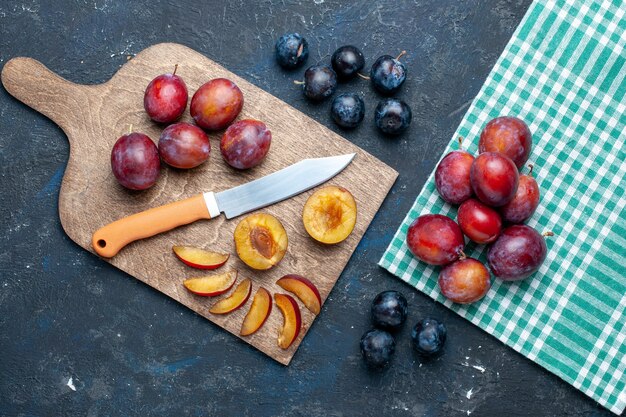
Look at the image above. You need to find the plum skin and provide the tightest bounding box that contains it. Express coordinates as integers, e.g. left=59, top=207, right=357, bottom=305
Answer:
left=331, top=45, right=365, bottom=80
left=221, top=120, right=271, bottom=169
left=111, top=133, right=160, bottom=190
left=370, top=290, right=408, bottom=331
left=439, top=258, right=491, bottom=304
left=411, top=318, right=446, bottom=358
left=331, top=93, right=365, bottom=128
left=470, top=152, right=519, bottom=207
left=406, top=214, right=464, bottom=266
left=158, top=122, right=210, bottom=169
left=435, top=150, right=475, bottom=205
left=487, top=225, right=547, bottom=281
left=190, top=78, right=243, bottom=131
left=360, top=329, right=396, bottom=368
left=303, top=65, right=337, bottom=101
left=374, top=98, right=412, bottom=135
left=275, top=33, right=309, bottom=69
left=370, top=55, right=406, bottom=94
left=499, top=174, right=540, bottom=223
left=144, top=72, right=188, bottom=123
left=457, top=199, right=502, bottom=244
left=479, top=116, right=532, bottom=169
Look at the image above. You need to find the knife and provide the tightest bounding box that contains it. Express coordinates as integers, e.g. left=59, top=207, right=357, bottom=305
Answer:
left=92, top=153, right=356, bottom=258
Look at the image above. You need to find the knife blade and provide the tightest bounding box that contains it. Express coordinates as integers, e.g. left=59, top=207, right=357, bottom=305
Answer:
left=92, top=153, right=356, bottom=258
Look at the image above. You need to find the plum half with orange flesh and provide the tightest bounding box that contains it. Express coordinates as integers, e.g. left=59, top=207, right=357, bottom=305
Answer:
left=234, top=213, right=288, bottom=270
left=302, top=186, right=357, bottom=244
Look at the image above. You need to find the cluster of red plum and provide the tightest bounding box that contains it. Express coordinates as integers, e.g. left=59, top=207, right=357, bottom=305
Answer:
left=406, top=116, right=551, bottom=304
left=110, top=66, right=271, bottom=190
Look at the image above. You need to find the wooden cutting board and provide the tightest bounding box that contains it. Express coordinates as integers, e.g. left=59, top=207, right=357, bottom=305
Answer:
left=1, top=43, right=398, bottom=365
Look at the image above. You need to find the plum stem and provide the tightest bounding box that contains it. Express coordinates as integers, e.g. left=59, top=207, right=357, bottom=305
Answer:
left=543, top=231, right=554, bottom=237
left=459, top=250, right=467, bottom=260
left=293, top=80, right=305, bottom=85
left=396, top=50, right=407, bottom=61
left=458, top=136, right=464, bottom=148
left=528, top=164, right=534, bottom=175
left=128, top=124, right=133, bottom=134
left=173, top=64, right=178, bottom=76
left=357, top=72, right=371, bottom=80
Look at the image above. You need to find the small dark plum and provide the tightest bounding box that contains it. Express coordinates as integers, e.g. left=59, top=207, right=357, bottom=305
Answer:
left=275, top=33, right=309, bottom=69
left=371, top=290, right=408, bottom=331
left=331, top=93, right=365, bottom=129
left=111, top=132, right=160, bottom=190
left=470, top=152, right=519, bottom=207
left=439, top=258, right=491, bottom=304
left=221, top=119, right=271, bottom=169
left=479, top=116, right=532, bottom=169
left=411, top=318, right=447, bottom=358
left=435, top=144, right=475, bottom=205
left=331, top=45, right=365, bottom=80
left=374, top=98, right=412, bottom=135
left=499, top=166, right=540, bottom=223
left=487, top=225, right=549, bottom=281
left=406, top=214, right=464, bottom=266
left=370, top=53, right=407, bottom=94
left=360, top=329, right=396, bottom=368
left=457, top=198, right=502, bottom=244
left=302, top=65, right=337, bottom=101
left=144, top=66, right=188, bottom=124
left=158, top=122, right=210, bottom=169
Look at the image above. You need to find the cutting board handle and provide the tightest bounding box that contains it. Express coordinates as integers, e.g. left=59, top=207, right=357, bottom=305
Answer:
left=1, top=57, right=88, bottom=129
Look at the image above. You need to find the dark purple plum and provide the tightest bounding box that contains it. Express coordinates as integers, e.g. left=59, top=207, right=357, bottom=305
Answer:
left=220, top=119, right=271, bottom=169
left=406, top=214, right=464, bottom=266
left=411, top=318, right=446, bottom=358
left=374, top=98, right=412, bottom=135
left=275, top=33, right=309, bottom=69
left=470, top=152, right=519, bottom=207
left=487, top=225, right=548, bottom=281
left=302, top=65, right=337, bottom=101
left=111, top=132, right=160, bottom=190
left=370, top=53, right=406, bottom=94
left=360, top=329, right=396, bottom=368
left=331, top=45, right=365, bottom=80
left=331, top=93, right=365, bottom=129
left=158, top=122, right=210, bottom=169
left=371, top=290, right=408, bottom=331
left=479, top=116, right=532, bottom=169
left=144, top=66, right=188, bottom=124
left=435, top=148, right=475, bottom=205
left=499, top=166, right=540, bottom=223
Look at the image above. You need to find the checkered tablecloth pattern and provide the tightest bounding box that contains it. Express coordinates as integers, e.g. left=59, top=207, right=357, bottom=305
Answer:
left=379, top=0, right=626, bottom=413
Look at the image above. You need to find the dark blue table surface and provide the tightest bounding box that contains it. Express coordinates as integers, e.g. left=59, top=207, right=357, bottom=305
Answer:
left=0, top=1, right=618, bottom=416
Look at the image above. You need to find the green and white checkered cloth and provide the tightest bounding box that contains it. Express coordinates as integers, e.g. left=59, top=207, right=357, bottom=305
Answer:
left=379, top=0, right=626, bottom=413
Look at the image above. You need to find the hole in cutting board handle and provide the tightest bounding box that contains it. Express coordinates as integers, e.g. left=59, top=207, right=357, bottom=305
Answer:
left=97, top=239, right=106, bottom=248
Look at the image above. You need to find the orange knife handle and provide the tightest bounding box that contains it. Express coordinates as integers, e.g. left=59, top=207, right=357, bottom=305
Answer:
left=92, top=193, right=213, bottom=258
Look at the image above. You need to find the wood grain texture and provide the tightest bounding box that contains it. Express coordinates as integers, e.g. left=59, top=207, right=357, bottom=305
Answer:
left=1, top=43, right=397, bottom=365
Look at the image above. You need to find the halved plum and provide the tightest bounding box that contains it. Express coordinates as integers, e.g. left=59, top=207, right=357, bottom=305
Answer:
left=276, top=275, right=322, bottom=315
left=209, top=278, right=252, bottom=314
left=173, top=246, right=229, bottom=270
left=183, top=270, right=237, bottom=296
left=240, top=287, right=273, bottom=336
left=274, top=293, right=302, bottom=349
left=234, top=213, right=288, bottom=270
left=303, top=185, right=357, bottom=244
